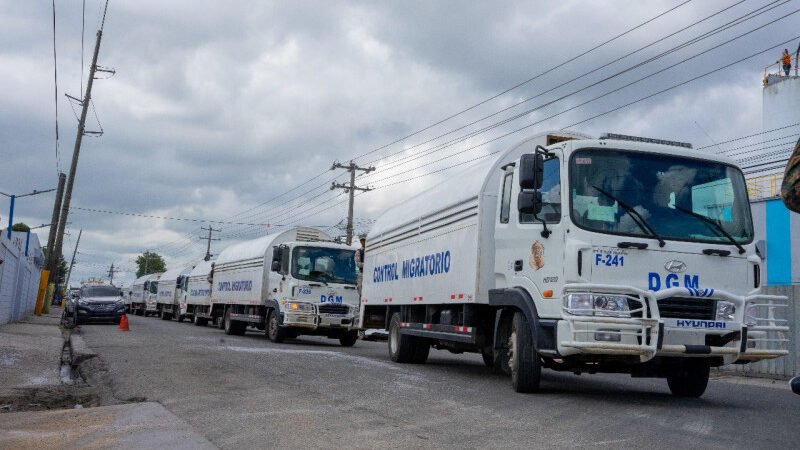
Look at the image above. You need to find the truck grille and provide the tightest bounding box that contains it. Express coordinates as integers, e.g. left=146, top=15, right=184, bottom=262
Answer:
left=318, top=304, right=349, bottom=315
left=657, top=298, right=716, bottom=320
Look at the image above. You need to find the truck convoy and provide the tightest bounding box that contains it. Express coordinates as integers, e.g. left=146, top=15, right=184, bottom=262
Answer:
left=360, top=132, right=789, bottom=396
left=156, top=265, right=193, bottom=321
left=193, top=227, right=361, bottom=346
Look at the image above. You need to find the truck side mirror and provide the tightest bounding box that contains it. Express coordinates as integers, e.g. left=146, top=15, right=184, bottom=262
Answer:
left=518, top=153, right=543, bottom=190
left=518, top=190, right=543, bottom=216
left=271, top=260, right=281, bottom=272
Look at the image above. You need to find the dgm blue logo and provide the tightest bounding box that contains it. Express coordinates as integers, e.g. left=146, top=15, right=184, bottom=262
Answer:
left=648, top=272, right=700, bottom=291
left=320, top=295, right=343, bottom=304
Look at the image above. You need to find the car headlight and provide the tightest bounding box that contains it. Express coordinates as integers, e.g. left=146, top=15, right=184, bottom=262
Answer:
left=744, top=304, right=758, bottom=327
left=715, top=301, right=736, bottom=322
left=78, top=299, right=89, bottom=306
left=286, top=302, right=315, bottom=313
left=564, top=294, right=630, bottom=317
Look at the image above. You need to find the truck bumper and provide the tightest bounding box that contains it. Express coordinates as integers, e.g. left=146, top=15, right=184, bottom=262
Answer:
left=282, top=312, right=359, bottom=331
left=557, top=284, right=789, bottom=364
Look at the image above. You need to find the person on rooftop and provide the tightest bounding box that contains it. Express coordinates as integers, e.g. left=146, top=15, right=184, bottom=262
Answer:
left=780, top=49, right=792, bottom=76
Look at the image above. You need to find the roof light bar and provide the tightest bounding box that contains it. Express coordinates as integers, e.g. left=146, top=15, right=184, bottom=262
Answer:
left=599, top=133, right=692, bottom=149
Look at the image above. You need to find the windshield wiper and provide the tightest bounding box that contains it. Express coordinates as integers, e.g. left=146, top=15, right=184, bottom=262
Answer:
left=592, top=185, right=666, bottom=247
left=673, top=206, right=745, bottom=255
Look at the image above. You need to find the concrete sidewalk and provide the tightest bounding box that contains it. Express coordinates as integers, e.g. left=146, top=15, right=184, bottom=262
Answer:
left=0, top=402, right=216, bottom=449
left=0, top=308, right=65, bottom=391
left=0, top=311, right=217, bottom=449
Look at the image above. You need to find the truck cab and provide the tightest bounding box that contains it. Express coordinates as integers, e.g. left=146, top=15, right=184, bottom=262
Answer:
left=210, top=227, right=361, bottom=346
left=268, top=241, right=361, bottom=342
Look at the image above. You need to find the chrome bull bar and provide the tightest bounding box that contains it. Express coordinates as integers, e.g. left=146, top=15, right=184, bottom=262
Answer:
left=559, top=284, right=790, bottom=363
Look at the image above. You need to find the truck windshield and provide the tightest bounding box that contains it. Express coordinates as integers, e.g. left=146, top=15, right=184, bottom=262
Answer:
left=569, top=149, right=753, bottom=244
left=291, top=247, right=357, bottom=285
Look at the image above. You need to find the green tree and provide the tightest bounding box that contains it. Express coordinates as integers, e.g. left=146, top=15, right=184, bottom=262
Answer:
left=136, top=251, right=166, bottom=278
left=11, top=222, right=30, bottom=232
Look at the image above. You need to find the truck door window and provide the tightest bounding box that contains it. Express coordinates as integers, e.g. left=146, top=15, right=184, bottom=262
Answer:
left=520, top=157, right=560, bottom=224
left=499, top=172, right=513, bottom=223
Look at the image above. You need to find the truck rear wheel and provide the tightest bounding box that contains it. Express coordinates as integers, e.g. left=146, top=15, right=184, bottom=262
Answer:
left=339, top=331, right=359, bottom=347
left=388, top=313, right=429, bottom=364
left=509, top=311, right=541, bottom=393
left=161, top=310, right=172, bottom=320
left=223, top=309, right=246, bottom=336
left=266, top=309, right=287, bottom=343
left=193, top=314, right=208, bottom=327
left=666, top=359, right=710, bottom=398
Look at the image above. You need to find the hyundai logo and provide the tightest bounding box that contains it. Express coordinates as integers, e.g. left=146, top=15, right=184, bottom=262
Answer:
left=664, top=260, right=687, bottom=273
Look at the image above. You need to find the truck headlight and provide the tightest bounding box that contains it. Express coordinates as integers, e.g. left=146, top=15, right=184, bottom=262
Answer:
left=715, top=301, right=736, bottom=322
left=594, top=295, right=630, bottom=317
left=744, top=304, right=758, bottom=327
left=564, top=294, right=631, bottom=317
left=564, top=294, right=593, bottom=316
left=286, top=302, right=315, bottom=313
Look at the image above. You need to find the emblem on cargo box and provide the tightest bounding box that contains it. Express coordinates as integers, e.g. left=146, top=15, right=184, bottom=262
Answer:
left=529, top=241, right=544, bottom=271
left=664, top=260, right=687, bottom=274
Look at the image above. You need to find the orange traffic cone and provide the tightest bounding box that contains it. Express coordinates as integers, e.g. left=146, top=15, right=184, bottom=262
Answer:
left=119, top=314, right=130, bottom=331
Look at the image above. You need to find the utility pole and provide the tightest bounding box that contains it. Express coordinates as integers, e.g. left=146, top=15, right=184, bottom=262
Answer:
left=107, top=262, right=119, bottom=285
left=64, top=229, right=82, bottom=290
left=199, top=226, right=221, bottom=261
left=330, top=161, right=374, bottom=245
left=46, top=173, right=66, bottom=282
left=52, top=4, right=111, bottom=286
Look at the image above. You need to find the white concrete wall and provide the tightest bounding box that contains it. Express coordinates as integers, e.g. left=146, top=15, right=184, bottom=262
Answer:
left=0, top=231, right=44, bottom=325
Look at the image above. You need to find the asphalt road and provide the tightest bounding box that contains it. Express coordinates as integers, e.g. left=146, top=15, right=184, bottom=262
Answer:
left=77, top=315, right=800, bottom=449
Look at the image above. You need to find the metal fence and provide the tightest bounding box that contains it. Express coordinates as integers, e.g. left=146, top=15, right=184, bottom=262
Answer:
left=0, top=231, right=44, bottom=325
left=718, top=285, right=799, bottom=379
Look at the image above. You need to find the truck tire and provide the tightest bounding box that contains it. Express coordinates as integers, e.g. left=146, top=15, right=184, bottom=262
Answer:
left=388, top=313, right=428, bottom=364
left=339, top=331, right=359, bottom=347
left=223, top=309, right=246, bottom=336
left=509, top=311, right=541, bottom=393
left=666, top=359, right=710, bottom=398
left=193, top=314, right=208, bottom=327
left=482, top=350, right=495, bottom=369
left=161, top=310, right=172, bottom=320
left=266, top=309, right=287, bottom=343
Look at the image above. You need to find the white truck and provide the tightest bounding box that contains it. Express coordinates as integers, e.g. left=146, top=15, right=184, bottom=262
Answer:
left=130, top=273, right=162, bottom=316
left=156, top=265, right=193, bottom=321
left=360, top=131, right=789, bottom=396
left=206, top=227, right=361, bottom=346
left=181, top=259, right=214, bottom=325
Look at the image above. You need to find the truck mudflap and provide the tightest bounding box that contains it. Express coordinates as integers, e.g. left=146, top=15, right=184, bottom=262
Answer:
left=558, top=284, right=790, bottom=363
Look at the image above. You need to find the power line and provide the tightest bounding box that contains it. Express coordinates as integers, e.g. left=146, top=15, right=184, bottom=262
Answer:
left=204, top=0, right=694, bottom=232
left=349, top=0, right=694, bottom=163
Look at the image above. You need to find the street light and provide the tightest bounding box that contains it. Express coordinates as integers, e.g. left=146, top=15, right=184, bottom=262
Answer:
left=0, top=187, right=57, bottom=239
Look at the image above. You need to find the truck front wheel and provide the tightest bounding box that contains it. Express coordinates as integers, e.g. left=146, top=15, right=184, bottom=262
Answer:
left=666, top=359, right=710, bottom=398
left=388, top=313, right=429, bottom=364
left=266, top=309, right=287, bottom=343
left=339, top=331, right=359, bottom=347
left=193, top=313, right=208, bottom=327
left=509, top=311, right=541, bottom=393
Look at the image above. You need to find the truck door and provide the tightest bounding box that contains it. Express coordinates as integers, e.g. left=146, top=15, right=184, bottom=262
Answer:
left=495, top=153, right=566, bottom=318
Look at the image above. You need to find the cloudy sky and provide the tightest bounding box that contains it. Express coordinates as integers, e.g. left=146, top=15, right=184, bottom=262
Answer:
left=1, top=0, right=799, bottom=285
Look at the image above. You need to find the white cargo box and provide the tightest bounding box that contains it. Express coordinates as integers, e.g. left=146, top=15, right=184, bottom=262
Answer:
left=363, top=132, right=589, bottom=307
